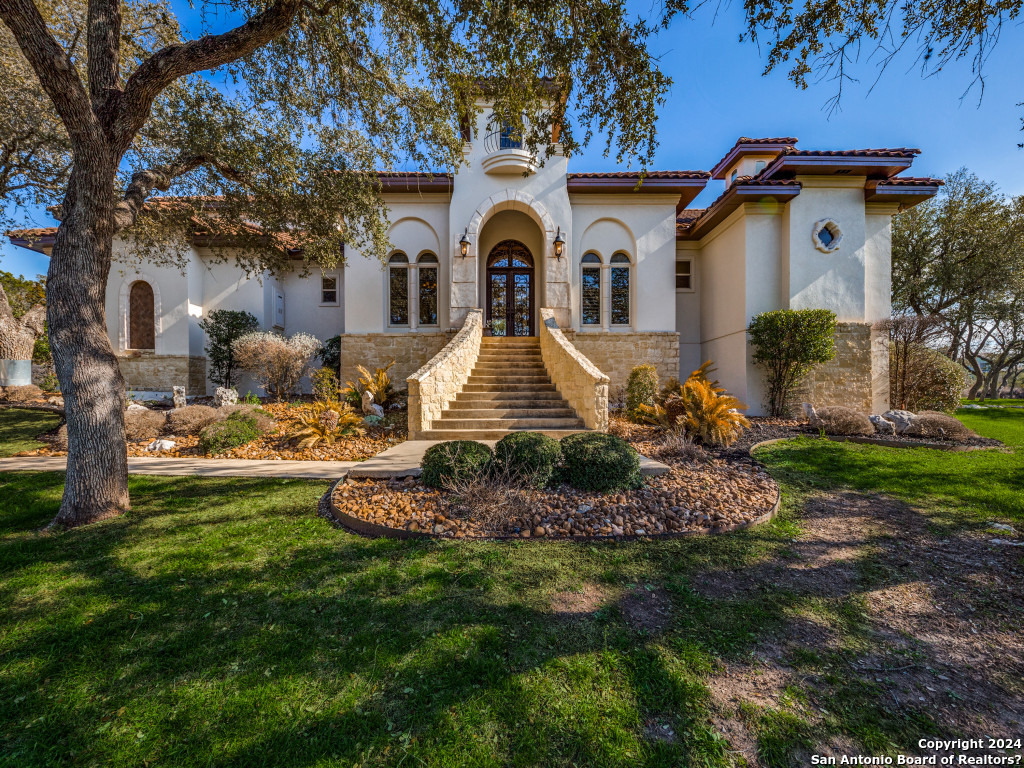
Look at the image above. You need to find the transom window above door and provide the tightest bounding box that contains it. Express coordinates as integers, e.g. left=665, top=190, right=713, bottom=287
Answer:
left=488, top=240, right=533, bottom=268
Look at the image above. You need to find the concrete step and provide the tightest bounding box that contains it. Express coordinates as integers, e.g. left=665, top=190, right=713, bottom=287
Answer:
left=462, top=382, right=557, bottom=393
left=481, top=337, right=539, bottom=344
left=421, top=428, right=589, bottom=440
left=448, top=398, right=569, bottom=409
left=472, top=361, right=546, bottom=371
left=440, top=408, right=578, bottom=419
left=467, top=377, right=553, bottom=387
left=431, top=417, right=585, bottom=430
left=454, top=390, right=564, bottom=402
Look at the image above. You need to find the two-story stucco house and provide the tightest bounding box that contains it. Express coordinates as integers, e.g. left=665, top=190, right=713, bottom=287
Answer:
left=9, top=108, right=940, bottom=438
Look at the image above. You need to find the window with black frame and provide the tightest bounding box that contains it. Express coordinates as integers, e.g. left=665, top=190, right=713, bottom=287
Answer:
left=610, top=252, right=631, bottom=326
left=388, top=253, right=409, bottom=326
left=581, top=252, right=601, bottom=326
left=418, top=253, right=438, bottom=325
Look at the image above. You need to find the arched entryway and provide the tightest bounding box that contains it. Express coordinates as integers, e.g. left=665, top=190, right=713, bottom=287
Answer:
left=485, top=239, right=534, bottom=336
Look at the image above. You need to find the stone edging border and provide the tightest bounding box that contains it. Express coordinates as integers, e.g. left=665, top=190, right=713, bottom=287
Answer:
left=748, top=434, right=1001, bottom=454
left=321, top=472, right=782, bottom=543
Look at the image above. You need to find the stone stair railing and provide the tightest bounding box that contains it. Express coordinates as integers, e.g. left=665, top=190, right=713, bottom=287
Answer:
left=538, top=308, right=610, bottom=431
left=406, top=308, right=483, bottom=439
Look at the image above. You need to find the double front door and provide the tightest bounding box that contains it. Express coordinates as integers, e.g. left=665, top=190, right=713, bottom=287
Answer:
left=485, top=239, right=534, bottom=336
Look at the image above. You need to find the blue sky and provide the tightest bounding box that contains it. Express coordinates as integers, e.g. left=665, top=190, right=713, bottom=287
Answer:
left=3, top=1, right=1022, bottom=279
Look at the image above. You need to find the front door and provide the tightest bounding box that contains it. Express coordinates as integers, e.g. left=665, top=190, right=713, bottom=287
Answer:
left=485, top=239, right=534, bottom=336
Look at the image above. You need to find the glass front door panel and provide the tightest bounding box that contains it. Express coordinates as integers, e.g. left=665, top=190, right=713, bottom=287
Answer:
left=489, top=273, right=508, bottom=336
left=512, top=272, right=531, bottom=336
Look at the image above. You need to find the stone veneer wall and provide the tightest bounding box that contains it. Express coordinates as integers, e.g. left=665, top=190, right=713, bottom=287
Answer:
left=118, top=354, right=207, bottom=395
left=802, top=322, right=886, bottom=413
left=539, top=309, right=609, bottom=431
left=339, top=333, right=452, bottom=388
left=564, top=331, right=680, bottom=395
left=406, top=310, right=483, bottom=439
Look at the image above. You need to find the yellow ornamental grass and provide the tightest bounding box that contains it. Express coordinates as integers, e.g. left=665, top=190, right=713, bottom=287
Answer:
left=676, top=377, right=750, bottom=447
left=342, top=360, right=397, bottom=409
left=286, top=401, right=365, bottom=449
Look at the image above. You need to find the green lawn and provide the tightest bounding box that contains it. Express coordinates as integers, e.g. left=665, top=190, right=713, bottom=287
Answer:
left=755, top=408, right=1024, bottom=526
left=0, top=408, right=1021, bottom=767
left=0, top=407, right=60, bottom=457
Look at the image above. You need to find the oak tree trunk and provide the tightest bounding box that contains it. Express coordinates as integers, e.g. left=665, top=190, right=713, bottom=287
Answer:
left=47, top=157, right=130, bottom=528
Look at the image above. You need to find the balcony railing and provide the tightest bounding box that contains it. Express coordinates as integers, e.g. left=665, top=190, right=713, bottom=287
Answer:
left=483, top=128, right=524, bottom=153
left=481, top=129, right=535, bottom=175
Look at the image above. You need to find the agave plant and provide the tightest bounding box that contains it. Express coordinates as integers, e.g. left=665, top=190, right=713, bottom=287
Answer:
left=635, top=402, right=675, bottom=429
left=286, top=401, right=365, bottom=449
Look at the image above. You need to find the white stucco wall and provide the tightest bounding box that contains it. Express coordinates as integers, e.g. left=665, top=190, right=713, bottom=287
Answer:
left=675, top=246, right=701, bottom=378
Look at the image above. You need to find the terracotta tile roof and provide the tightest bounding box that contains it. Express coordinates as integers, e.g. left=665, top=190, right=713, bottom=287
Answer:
left=677, top=177, right=802, bottom=240
left=567, top=170, right=710, bottom=180
left=784, top=147, right=920, bottom=159
left=6, top=227, right=58, bottom=238
left=874, top=176, right=943, bottom=185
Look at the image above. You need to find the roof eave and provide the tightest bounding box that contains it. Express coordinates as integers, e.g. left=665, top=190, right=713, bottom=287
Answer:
left=764, top=155, right=915, bottom=180
left=678, top=183, right=802, bottom=241
left=566, top=176, right=709, bottom=212
left=864, top=181, right=942, bottom=207
left=709, top=143, right=795, bottom=179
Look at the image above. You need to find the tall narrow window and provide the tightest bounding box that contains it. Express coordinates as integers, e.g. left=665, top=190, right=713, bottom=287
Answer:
left=754, top=160, right=766, bottom=175
left=610, top=253, right=631, bottom=326
left=676, top=260, right=692, bottom=291
left=388, top=253, right=409, bottom=326
left=418, top=253, right=439, bottom=326
left=581, top=252, right=601, bottom=326
left=128, top=281, right=155, bottom=350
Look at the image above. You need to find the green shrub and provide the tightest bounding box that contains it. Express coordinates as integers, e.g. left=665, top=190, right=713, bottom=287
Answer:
left=492, top=432, right=562, bottom=487
left=559, top=432, right=641, bottom=492
left=318, top=335, right=341, bottom=372
left=198, top=309, right=259, bottom=389
left=626, top=364, right=659, bottom=419
left=199, top=410, right=268, bottom=454
left=749, top=309, right=837, bottom=417
left=421, top=440, right=493, bottom=488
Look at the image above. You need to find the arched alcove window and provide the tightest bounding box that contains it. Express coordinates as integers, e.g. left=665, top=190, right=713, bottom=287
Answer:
left=388, top=253, right=409, bottom=326
left=128, top=280, right=155, bottom=350
left=581, top=252, right=602, bottom=326
left=610, top=253, right=631, bottom=326
left=417, top=252, right=439, bottom=326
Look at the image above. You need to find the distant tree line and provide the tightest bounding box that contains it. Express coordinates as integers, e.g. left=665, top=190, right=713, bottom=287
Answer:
left=892, top=169, right=1024, bottom=400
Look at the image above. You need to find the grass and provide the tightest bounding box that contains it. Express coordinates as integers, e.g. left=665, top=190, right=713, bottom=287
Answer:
left=0, top=408, right=1021, bottom=767
left=755, top=407, right=1024, bottom=526
left=0, top=408, right=60, bottom=457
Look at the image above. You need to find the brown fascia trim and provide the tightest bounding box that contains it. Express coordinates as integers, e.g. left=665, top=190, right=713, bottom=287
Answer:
left=566, top=176, right=709, bottom=213
left=678, top=182, right=802, bottom=241
left=709, top=140, right=797, bottom=179
left=864, top=179, right=942, bottom=207
left=762, top=153, right=916, bottom=181
left=377, top=174, right=454, bottom=194
left=7, top=230, right=57, bottom=254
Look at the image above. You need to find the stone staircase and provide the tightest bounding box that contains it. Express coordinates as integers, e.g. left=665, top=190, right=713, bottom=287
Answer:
left=420, top=336, right=588, bottom=440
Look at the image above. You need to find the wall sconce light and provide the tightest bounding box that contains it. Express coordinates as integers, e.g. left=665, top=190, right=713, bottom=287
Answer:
left=459, top=228, right=470, bottom=258
left=553, top=227, right=565, bottom=259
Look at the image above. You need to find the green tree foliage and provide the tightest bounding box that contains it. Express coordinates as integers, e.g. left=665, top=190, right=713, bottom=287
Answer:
left=892, top=170, right=1024, bottom=399
left=749, top=309, right=837, bottom=417
left=197, top=309, right=259, bottom=389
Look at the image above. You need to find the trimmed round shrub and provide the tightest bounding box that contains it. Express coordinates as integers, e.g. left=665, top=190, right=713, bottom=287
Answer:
left=124, top=409, right=167, bottom=442
left=814, top=406, right=873, bottom=436
left=165, top=404, right=220, bottom=435
left=421, top=440, right=493, bottom=488
left=625, top=364, right=659, bottom=419
left=559, top=432, right=642, bottom=492
left=890, top=343, right=967, bottom=413
left=492, top=432, right=562, bottom=488
left=198, top=410, right=268, bottom=454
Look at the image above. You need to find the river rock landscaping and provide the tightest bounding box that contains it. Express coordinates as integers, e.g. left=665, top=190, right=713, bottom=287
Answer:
left=328, top=436, right=779, bottom=539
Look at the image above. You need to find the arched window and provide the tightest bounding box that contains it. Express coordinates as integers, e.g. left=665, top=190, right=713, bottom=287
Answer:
left=128, top=280, right=155, bottom=350
left=581, top=252, right=601, bottom=326
left=388, top=253, right=409, bottom=326
left=610, top=253, right=631, bottom=326
left=417, top=253, right=439, bottom=326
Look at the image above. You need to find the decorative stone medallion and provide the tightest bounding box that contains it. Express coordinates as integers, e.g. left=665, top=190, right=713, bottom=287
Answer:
left=812, top=219, right=843, bottom=253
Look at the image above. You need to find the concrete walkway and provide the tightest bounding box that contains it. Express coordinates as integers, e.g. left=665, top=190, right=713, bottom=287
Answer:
left=349, top=440, right=670, bottom=479
left=0, top=456, right=358, bottom=479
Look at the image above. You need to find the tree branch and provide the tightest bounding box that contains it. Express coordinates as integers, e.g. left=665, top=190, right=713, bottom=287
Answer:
left=87, top=0, right=123, bottom=123
left=116, top=0, right=301, bottom=153
left=0, top=0, right=102, bottom=155
left=112, top=154, right=243, bottom=232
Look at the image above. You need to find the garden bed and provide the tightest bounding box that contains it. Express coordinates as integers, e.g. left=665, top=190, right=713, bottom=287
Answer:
left=25, top=401, right=408, bottom=462
left=325, top=434, right=780, bottom=540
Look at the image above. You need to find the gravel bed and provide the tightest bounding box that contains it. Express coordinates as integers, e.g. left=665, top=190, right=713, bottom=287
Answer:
left=330, top=456, right=779, bottom=539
